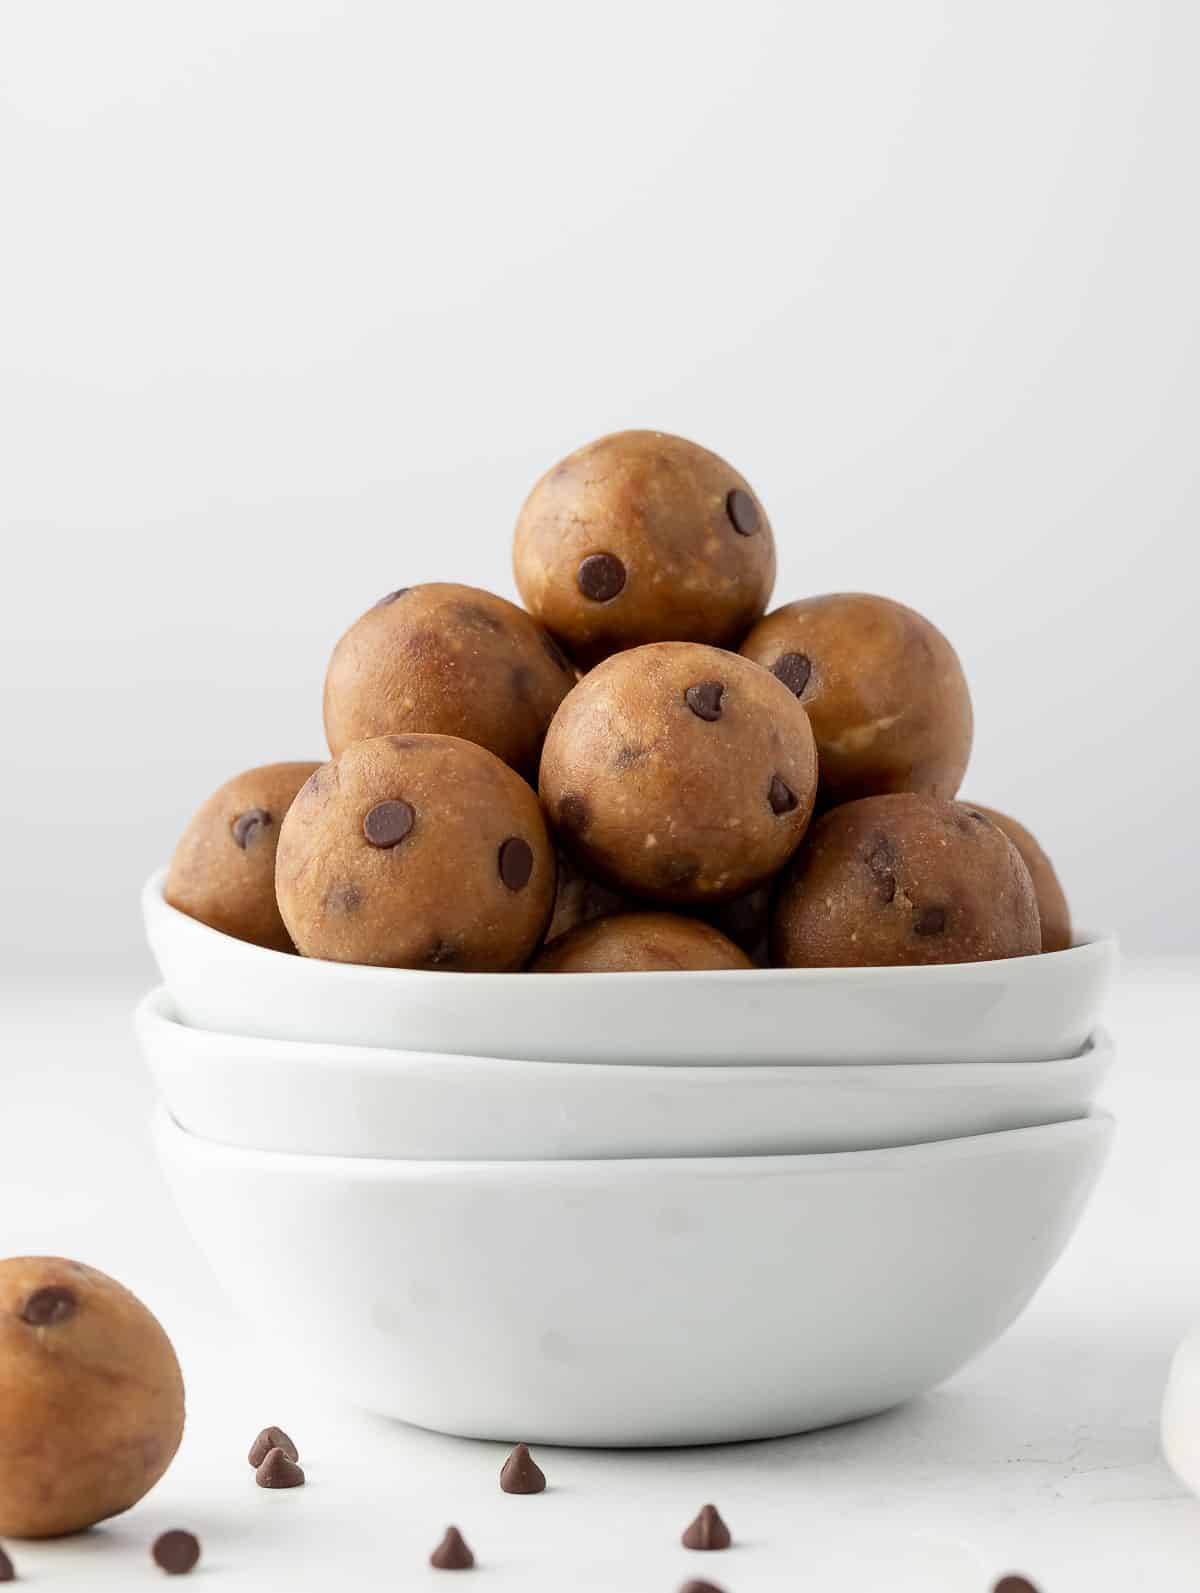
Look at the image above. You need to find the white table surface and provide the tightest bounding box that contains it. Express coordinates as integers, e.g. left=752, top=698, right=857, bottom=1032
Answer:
left=1, top=961, right=1197, bottom=1592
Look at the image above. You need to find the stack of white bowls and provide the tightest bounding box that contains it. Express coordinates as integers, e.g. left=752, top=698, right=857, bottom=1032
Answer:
left=140, top=866, right=1117, bottom=1448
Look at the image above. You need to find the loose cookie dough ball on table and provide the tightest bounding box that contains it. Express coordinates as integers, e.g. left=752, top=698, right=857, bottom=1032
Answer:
left=513, top=431, right=776, bottom=668
left=0, top=1258, right=185, bottom=1538
left=740, top=593, right=973, bottom=806
left=540, top=642, right=818, bottom=905
left=532, top=912, right=753, bottom=973
left=964, top=803, right=1072, bottom=952
left=771, top=793, right=1040, bottom=968
left=276, top=734, right=555, bottom=970
left=165, top=761, right=321, bottom=950
left=323, top=583, right=575, bottom=779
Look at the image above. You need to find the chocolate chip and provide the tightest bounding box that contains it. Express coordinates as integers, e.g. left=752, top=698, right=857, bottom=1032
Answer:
left=768, top=775, right=798, bottom=815
left=558, top=792, right=591, bottom=835
left=430, top=1526, right=474, bottom=1569
left=679, top=1582, right=727, bottom=1593
left=772, top=652, right=812, bottom=696
left=363, top=799, right=415, bottom=848
left=377, top=588, right=411, bottom=604
left=576, top=552, right=626, bottom=602
left=684, top=682, right=725, bottom=721
left=0, top=1546, right=14, bottom=1582
left=613, top=742, right=646, bottom=769
left=865, top=835, right=897, bottom=904
left=152, top=1530, right=201, bottom=1575
left=681, top=1503, right=732, bottom=1551
left=499, top=1442, right=546, bottom=1494
left=499, top=837, right=534, bottom=891
left=993, top=1580, right=1041, bottom=1593
left=542, top=630, right=573, bottom=674
left=255, top=1447, right=305, bottom=1488
left=19, top=1285, right=77, bottom=1326
left=914, top=905, right=947, bottom=936
left=232, top=808, right=272, bottom=850
left=247, top=1426, right=298, bottom=1468
left=726, top=488, right=759, bottom=535
left=323, top=883, right=362, bottom=915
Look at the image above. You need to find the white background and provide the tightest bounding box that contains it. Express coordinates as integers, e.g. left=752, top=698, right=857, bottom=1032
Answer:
left=2, top=0, right=1198, bottom=980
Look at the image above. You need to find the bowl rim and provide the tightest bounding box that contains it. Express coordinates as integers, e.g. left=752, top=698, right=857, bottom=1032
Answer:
left=144, top=866, right=1118, bottom=985
left=137, top=983, right=1115, bottom=1080
left=153, top=1101, right=1115, bottom=1179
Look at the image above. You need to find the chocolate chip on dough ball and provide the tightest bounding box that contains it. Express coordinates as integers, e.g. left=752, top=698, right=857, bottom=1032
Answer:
left=275, top=734, right=555, bottom=970
left=513, top=431, right=776, bottom=668
left=964, top=803, right=1072, bottom=953
left=539, top=642, right=817, bottom=905
left=166, top=762, right=321, bottom=950
left=532, top=912, right=753, bottom=973
left=0, top=1258, right=185, bottom=1539
left=740, top=593, right=973, bottom=806
left=771, top=793, right=1040, bottom=968
left=323, top=583, right=575, bottom=780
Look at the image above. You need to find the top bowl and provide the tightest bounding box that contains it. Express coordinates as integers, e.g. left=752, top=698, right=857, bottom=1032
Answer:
left=143, top=869, right=1116, bottom=1064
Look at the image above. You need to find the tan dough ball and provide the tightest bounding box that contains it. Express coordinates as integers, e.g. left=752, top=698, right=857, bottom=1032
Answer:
left=772, top=794, right=1039, bottom=967
left=513, top=430, right=776, bottom=668
left=532, top=912, right=753, bottom=973
left=0, top=1258, right=185, bottom=1538
left=965, top=803, right=1072, bottom=953
left=323, top=583, right=575, bottom=779
left=165, top=761, right=321, bottom=951
left=276, top=734, right=555, bottom=970
left=539, top=642, right=817, bottom=905
left=740, top=593, right=973, bottom=806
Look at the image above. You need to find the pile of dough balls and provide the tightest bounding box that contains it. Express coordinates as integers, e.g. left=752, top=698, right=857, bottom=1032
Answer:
left=167, top=429, right=1071, bottom=973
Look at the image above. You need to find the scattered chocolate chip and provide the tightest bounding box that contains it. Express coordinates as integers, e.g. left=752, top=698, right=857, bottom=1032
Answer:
left=499, top=1442, right=546, bottom=1494
left=726, top=488, right=760, bottom=535
left=768, top=775, right=798, bottom=815
left=19, top=1285, right=77, bottom=1326
left=323, top=883, right=362, bottom=915
left=232, top=808, right=272, bottom=850
left=771, top=652, right=812, bottom=696
left=423, top=939, right=460, bottom=967
left=679, top=1582, right=727, bottom=1593
left=576, top=552, right=626, bottom=602
left=0, top=1545, right=14, bottom=1582
left=377, top=588, right=410, bottom=605
left=993, top=1579, right=1040, bottom=1593
left=247, top=1426, right=298, bottom=1468
left=684, top=682, right=725, bottom=722
left=152, top=1530, right=201, bottom=1575
left=914, top=906, right=947, bottom=936
left=255, top=1446, right=305, bottom=1488
left=865, top=836, right=898, bottom=904
left=499, top=837, right=534, bottom=891
left=363, top=799, right=415, bottom=848
left=682, top=1503, right=732, bottom=1551
left=558, top=792, right=591, bottom=835
left=542, top=630, right=573, bottom=674
left=613, top=742, right=647, bottom=769
left=430, top=1526, right=474, bottom=1569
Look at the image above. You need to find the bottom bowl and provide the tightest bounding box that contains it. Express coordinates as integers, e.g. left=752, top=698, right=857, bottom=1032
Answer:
left=153, top=1108, right=1112, bottom=1447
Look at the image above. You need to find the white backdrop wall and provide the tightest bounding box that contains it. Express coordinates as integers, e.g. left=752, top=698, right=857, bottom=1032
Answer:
left=1, top=0, right=1197, bottom=978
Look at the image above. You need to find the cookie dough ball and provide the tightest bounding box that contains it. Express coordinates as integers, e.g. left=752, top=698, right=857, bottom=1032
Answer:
left=323, top=583, right=575, bottom=779
left=740, top=593, right=973, bottom=806
left=513, top=431, right=776, bottom=668
left=540, top=642, right=818, bottom=904
left=772, top=794, right=1040, bottom=968
left=276, top=734, right=554, bottom=970
left=966, top=804, right=1072, bottom=953
left=545, top=850, right=633, bottom=944
left=532, top=912, right=753, bottom=973
left=0, top=1258, right=185, bottom=1538
left=166, top=762, right=320, bottom=951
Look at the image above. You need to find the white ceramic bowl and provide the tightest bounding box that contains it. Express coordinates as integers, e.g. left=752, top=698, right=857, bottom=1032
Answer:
left=154, top=1106, right=1113, bottom=1446
left=136, top=987, right=1114, bottom=1160
left=143, top=869, right=1117, bottom=1066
